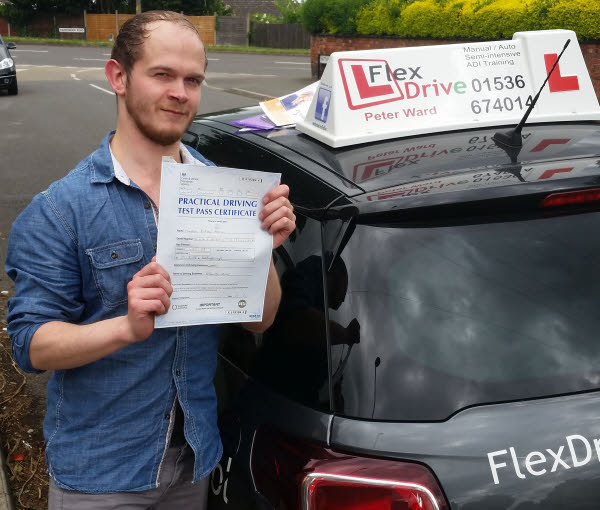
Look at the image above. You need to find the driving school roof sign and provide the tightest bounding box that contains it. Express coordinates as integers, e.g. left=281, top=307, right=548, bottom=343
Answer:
left=296, top=30, right=600, bottom=148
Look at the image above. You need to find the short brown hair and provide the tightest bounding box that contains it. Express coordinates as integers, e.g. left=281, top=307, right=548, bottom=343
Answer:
left=111, top=11, right=204, bottom=75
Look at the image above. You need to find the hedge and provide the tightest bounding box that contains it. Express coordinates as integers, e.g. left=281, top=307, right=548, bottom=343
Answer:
left=303, top=0, right=600, bottom=40
left=544, top=0, right=600, bottom=39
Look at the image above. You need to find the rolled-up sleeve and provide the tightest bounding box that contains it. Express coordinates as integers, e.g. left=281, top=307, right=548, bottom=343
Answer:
left=5, top=190, right=84, bottom=373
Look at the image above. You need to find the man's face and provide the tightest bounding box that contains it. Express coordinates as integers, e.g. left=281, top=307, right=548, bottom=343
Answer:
left=124, top=21, right=206, bottom=146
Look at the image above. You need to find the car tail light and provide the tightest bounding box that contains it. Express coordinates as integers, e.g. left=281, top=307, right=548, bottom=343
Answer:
left=541, top=188, right=600, bottom=208
left=251, top=426, right=449, bottom=510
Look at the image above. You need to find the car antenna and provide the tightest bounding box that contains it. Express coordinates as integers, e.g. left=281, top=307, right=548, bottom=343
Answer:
left=492, top=38, right=571, bottom=153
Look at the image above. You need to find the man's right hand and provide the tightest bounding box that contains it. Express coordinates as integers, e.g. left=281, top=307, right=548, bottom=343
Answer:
left=126, top=257, right=173, bottom=343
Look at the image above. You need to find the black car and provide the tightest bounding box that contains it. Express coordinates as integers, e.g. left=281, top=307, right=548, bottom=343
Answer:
left=182, top=107, right=600, bottom=509
left=0, top=34, right=17, bottom=95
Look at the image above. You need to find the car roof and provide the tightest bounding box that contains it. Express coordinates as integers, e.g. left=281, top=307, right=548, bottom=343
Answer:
left=192, top=106, right=600, bottom=210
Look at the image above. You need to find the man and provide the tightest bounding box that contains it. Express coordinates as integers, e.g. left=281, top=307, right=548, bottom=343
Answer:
left=5, top=10, right=295, bottom=509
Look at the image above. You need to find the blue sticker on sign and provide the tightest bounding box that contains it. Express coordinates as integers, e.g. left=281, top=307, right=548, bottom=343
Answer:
left=315, top=88, right=331, bottom=123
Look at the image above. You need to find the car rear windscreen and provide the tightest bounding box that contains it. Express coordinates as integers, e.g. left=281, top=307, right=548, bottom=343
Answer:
left=328, top=210, right=600, bottom=421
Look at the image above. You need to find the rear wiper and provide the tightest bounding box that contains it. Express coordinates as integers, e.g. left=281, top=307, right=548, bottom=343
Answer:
left=294, top=200, right=358, bottom=221
left=493, top=39, right=571, bottom=154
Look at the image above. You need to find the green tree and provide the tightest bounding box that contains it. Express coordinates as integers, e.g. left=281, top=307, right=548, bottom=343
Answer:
left=0, top=0, right=37, bottom=34
left=274, top=0, right=303, bottom=23
left=88, top=0, right=135, bottom=14
left=301, top=0, right=370, bottom=34
left=183, top=0, right=233, bottom=15
left=140, top=0, right=232, bottom=14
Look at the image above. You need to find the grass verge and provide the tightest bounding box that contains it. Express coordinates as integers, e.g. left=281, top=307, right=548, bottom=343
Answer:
left=6, top=37, right=310, bottom=55
left=6, top=36, right=113, bottom=46
left=206, top=45, right=309, bottom=55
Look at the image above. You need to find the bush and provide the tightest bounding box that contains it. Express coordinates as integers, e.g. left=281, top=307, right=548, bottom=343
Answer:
left=312, top=0, right=600, bottom=41
left=436, top=0, right=474, bottom=39
left=356, top=0, right=406, bottom=36
left=544, top=0, right=600, bottom=40
left=251, top=0, right=303, bottom=25
left=397, top=0, right=446, bottom=38
left=301, top=0, right=371, bottom=35
left=468, top=0, right=532, bottom=39
left=251, top=12, right=281, bottom=24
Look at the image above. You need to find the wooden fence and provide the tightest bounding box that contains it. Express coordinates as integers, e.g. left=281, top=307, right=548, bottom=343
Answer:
left=250, top=23, right=309, bottom=49
left=0, top=13, right=215, bottom=43
left=86, top=14, right=215, bottom=44
left=86, top=13, right=133, bottom=41
left=216, top=15, right=248, bottom=46
left=188, top=15, right=215, bottom=46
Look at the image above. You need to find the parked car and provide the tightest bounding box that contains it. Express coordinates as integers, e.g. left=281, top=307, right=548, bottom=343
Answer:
left=0, top=35, right=17, bottom=95
left=181, top=105, right=600, bottom=509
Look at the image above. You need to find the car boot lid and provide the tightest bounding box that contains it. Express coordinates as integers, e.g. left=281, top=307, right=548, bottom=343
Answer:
left=330, top=390, right=600, bottom=508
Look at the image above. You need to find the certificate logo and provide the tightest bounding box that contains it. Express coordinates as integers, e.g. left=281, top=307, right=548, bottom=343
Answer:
left=315, top=87, right=332, bottom=123
left=238, top=300, right=247, bottom=308
left=172, top=304, right=188, bottom=311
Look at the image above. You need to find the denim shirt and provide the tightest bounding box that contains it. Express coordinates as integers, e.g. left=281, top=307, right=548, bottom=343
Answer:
left=5, top=132, right=222, bottom=492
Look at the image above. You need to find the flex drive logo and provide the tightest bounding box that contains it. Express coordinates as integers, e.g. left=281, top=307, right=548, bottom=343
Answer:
left=340, top=59, right=418, bottom=110
left=488, top=434, right=600, bottom=485
left=339, top=58, right=468, bottom=111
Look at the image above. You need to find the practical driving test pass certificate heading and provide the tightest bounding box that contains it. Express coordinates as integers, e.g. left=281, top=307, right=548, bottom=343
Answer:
left=155, top=160, right=281, bottom=327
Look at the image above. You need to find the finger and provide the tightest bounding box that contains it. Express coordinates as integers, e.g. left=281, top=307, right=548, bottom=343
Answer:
left=270, top=218, right=296, bottom=248
left=133, top=261, right=171, bottom=282
left=128, top=274, right=173, bottom=296
left=261, top=205, right=295, bottom=231
left=130, top=298, right=169, bottom=316
left=262, top=184, right=290, bottom=206
left=262, top=184, right=289, bottom=203
left=129, top=288, right=171, bottom=313
left=127, top=275, right=173, bottom=296
left=129, top=286, right=171, bottom=304
left=259, top=196, right=293, bottom=222
left=269, top=214, right=296, bottom=234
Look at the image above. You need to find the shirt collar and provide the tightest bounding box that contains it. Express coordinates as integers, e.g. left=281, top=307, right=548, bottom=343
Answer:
left=90, top=131, right=205, bottom=185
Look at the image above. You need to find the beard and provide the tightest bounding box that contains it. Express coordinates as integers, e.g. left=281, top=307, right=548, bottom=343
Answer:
left=124, top=87, right=195, bottom=147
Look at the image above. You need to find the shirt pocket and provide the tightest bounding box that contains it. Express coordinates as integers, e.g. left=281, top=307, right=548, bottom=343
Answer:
left=86, top=239, right=145, bottom=308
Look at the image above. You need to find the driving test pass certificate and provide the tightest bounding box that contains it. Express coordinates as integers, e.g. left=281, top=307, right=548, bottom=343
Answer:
left=155, top=160, right=281, bottom=327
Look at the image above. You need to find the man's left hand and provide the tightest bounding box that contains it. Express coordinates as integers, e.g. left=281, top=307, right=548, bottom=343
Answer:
left=259, top=184, right=296, bottom=249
